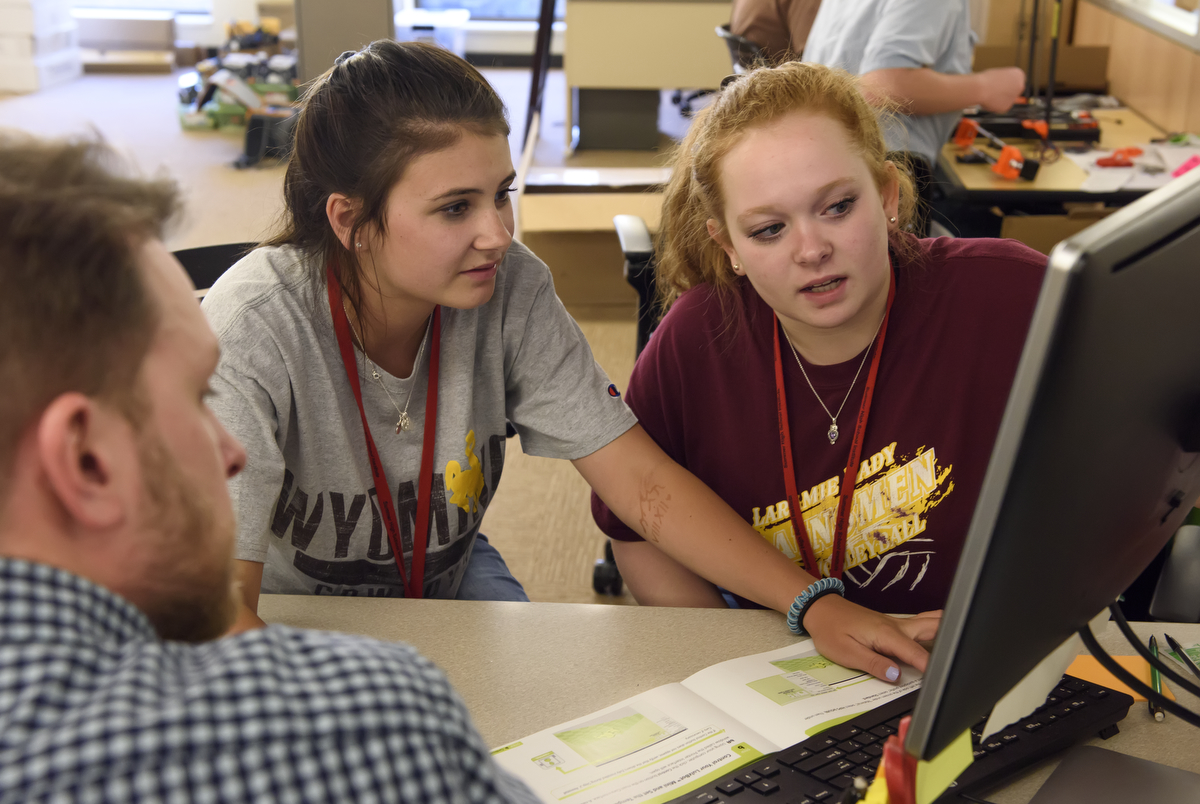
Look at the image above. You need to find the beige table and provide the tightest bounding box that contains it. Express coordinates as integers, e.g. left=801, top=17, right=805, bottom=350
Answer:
left=259, top=597, right=1200, bottom=803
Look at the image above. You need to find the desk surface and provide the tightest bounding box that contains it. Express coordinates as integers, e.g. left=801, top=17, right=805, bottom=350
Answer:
left=258, top=597, right=1200, bottom=804
left=939, top=108, right=1166, bottom=200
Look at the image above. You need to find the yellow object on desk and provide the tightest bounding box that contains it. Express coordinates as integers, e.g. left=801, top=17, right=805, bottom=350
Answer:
left=854, top=728, right=972, bottom=804
left=1066, top=655, right=1176, bottom=702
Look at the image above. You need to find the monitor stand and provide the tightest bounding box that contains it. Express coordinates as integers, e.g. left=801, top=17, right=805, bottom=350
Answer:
left=1028, top=745, right=1200, bottom=803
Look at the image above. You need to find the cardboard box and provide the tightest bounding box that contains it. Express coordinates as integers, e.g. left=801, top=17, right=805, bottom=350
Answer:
left=974, top=44, right=1109, bottom=93
left=0, top=0, right=75, bottom=37
left=999, top=205, right=1115, bottom=255
left=0, top=46, right=80, bottom=92
left=0, top=25, right=76, bottom=59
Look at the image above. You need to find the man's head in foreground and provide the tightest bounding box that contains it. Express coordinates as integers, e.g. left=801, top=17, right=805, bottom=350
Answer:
left=0, top=134, right=247, bottom=641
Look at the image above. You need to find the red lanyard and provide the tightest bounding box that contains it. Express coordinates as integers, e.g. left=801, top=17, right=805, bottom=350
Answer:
left=326, top=268, right=439, bottom=599
left=772, top=272, right=895, bottom=579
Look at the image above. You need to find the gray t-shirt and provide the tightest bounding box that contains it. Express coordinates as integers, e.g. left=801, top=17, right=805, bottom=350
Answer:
left=202, top=242, right=637, bottom=599
left=803, top=0, right=976, bottom=166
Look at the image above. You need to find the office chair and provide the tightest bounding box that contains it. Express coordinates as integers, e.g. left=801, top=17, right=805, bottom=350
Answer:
left=671, top=26, right=768, bottom=118
left=613, top=214, right=659, bottom=356
left=173, top=242, right=256, bottom=298
left=670, top=88, right=713, bottom=119
left=893, top=152, right=935, bottom=238
left=1150, top=524, right=1200, bottom=622
left=587, top=215, right=657, bottom=596
left=715, top=24, right=767, bottom=73
left=588, top=214, right=661, bottom=597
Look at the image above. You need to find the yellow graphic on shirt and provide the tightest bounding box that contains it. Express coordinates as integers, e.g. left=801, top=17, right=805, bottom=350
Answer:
left=751, top=442, right=953, bottom=582
left=446, top=430, right=484, bottom=514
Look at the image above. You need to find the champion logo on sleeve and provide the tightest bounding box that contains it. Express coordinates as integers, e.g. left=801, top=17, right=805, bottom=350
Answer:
left=607, top=384, right=621, bottom=399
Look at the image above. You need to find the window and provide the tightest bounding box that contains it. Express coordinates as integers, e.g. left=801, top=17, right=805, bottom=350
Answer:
left=415, top=0, right=564, bottom=22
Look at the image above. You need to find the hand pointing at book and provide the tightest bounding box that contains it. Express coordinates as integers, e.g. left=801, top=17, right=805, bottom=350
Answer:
left=804, top=596, right=943, bottom=682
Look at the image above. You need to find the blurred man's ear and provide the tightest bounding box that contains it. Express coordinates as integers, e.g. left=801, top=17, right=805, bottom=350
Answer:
left=37, top=393, right=135, bottom=531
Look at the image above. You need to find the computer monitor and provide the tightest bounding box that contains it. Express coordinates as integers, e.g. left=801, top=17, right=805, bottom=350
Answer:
left=906, top=167, right=1200, bottom=761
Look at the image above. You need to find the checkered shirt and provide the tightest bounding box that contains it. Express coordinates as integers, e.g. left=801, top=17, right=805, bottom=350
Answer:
left=0, top=558, right=540, bottom=804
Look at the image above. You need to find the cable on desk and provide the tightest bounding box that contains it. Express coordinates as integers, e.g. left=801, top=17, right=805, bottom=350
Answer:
left=1077, top=613, right=1200, bottom=728
left=1109, top=602, right=1200, bottom=699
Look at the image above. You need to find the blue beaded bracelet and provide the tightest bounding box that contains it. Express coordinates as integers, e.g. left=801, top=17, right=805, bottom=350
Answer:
left=786, top=577, right=846, bottom=635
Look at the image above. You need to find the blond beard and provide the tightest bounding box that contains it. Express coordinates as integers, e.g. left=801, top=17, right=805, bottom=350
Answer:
left=132, top=428, right=239, bottom=643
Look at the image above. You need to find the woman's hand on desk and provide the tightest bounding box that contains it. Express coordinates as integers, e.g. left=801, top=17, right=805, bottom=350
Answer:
left=803, top=596, right=942, bottom=682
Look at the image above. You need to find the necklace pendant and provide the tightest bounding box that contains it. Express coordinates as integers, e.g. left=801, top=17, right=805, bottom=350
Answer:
left=827, top=423, right=839, bottom=445
left=396, top=411, right=411, bottom=433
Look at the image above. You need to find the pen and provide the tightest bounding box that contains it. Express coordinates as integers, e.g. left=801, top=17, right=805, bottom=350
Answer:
left=1148, top=635, right=1165, bottom=722
left=1163, top=633, right=1200, bottom=683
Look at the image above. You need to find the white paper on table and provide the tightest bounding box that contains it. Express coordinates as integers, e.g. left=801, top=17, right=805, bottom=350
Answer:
left=1064, top=150, right=1102, bottom=171
left=1155, top=146, right=1200, bottom=175
left=1080, top=168, right=1134, bottom=192
left=679, top=641, right=922, bottom=750
left=492, top=685, right=779, bottom=804
left=981, top=609, right=1111, bottom=741
left=1124, top=170, right=1173, bottom=191
left=1064, top=144, right=1175, bottom=192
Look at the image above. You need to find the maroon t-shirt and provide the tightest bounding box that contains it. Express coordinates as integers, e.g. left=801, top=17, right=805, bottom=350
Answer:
left=592, top=237, right=1046, bottom=614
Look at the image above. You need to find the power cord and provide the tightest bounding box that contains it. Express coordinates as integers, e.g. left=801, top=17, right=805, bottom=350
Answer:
left=1075, top=605, right=1200, bottom=728
left=1107, top=602, right=1200, bottom=699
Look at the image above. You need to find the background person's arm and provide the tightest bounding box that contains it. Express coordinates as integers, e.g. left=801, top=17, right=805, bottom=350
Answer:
left=575, top=425, right=940, bottom=681
left=860, top=66, right=1026, bottom=115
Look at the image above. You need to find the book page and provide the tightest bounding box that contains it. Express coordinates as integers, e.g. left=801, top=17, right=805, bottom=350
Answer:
left=491, top=683, right=780, bottom=804
left=681, top=640, right=921, bottom=749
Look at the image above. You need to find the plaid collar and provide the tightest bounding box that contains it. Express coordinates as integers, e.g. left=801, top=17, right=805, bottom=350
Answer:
left=0, top=556, right=157, bottom=647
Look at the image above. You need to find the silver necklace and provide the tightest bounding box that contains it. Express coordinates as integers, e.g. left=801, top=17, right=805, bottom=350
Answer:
left=344, top=301, right=431, bottom=434
left=783, top=316, right=885, bottom=445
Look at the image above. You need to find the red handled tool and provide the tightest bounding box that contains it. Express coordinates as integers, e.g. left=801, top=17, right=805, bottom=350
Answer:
left=1095, top=147, right=1144, bottom=168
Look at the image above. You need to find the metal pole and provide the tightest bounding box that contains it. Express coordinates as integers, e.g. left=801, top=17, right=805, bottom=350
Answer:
left=523, top=0, right=557, bottom=145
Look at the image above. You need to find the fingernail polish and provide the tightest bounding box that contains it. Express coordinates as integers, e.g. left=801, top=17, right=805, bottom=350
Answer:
left=886, top=666, right=900, bottom=682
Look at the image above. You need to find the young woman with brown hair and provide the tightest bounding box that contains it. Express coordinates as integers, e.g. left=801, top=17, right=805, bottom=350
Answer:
left=593, top=62, right=1046, bottom=669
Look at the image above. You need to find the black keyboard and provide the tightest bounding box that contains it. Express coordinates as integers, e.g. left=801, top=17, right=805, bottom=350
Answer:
left=667, top=674, right=1133, bottom=804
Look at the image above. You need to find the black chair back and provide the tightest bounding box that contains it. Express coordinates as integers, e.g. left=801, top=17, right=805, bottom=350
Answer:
left=613, top=215, right=658, bottom=356
left=172, top=242, right=257, bottom=294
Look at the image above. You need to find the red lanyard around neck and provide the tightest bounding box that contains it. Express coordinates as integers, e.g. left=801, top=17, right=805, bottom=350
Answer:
left=772, top=271, right=895, bottom=579
left=326, top=267, right=439, bottom=599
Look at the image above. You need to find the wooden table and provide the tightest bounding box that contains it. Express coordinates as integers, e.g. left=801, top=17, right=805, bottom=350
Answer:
left=259, top=597, right=1200, bottom=803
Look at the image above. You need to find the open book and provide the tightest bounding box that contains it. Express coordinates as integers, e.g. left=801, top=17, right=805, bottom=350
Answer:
left=492, top=640, right=920, bottom=804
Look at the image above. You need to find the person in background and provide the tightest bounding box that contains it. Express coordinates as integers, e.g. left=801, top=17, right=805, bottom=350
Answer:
left=0, top=133, right=537, bottom=804
left=592, top=63, right=1045, bottom=668
left=730, top=0, right=822, bottom=62
left=802, top=0, right=1024, bottom=232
